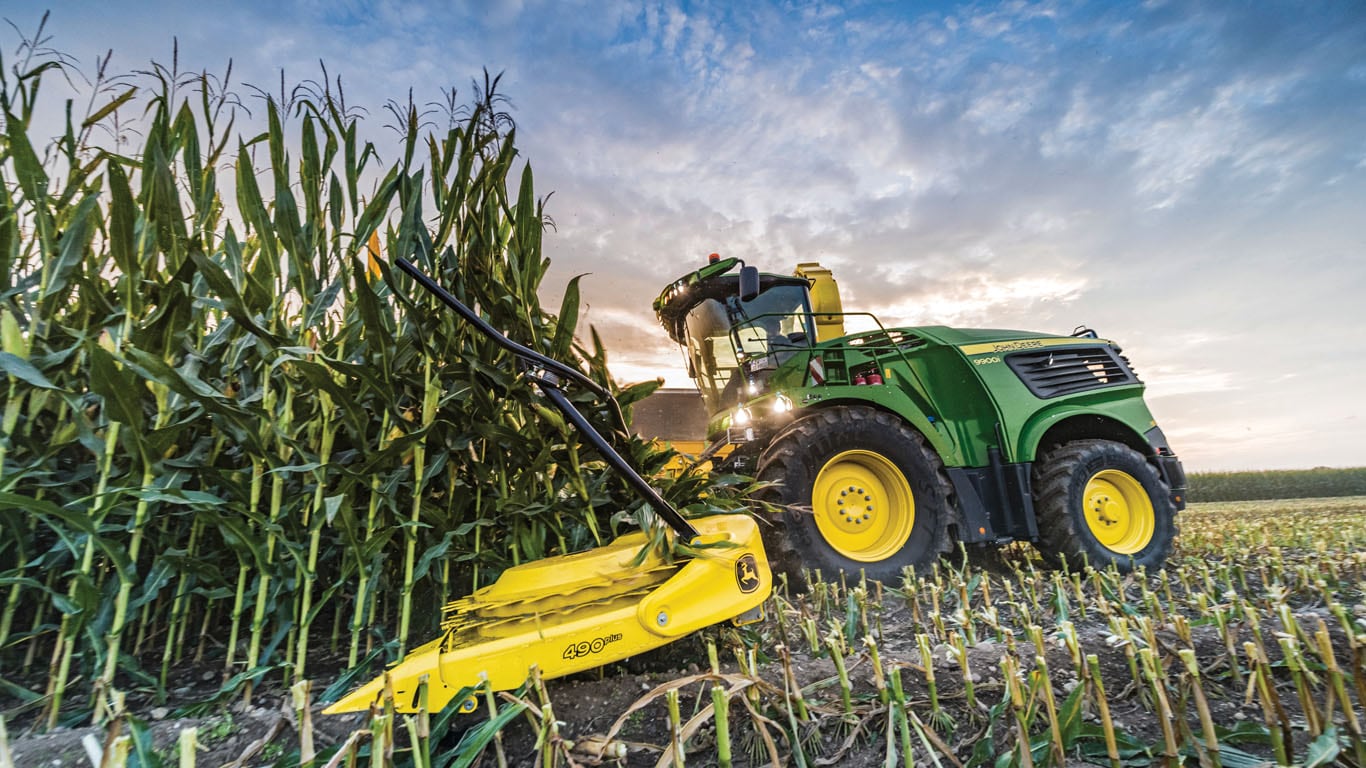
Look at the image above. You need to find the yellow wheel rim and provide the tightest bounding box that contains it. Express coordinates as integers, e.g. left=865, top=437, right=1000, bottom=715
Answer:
left=1082, top=469, right=1155, bottom=554
left=812, top=450, right=914, bottom=562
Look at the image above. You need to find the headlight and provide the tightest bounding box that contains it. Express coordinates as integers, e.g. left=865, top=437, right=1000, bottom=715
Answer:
left=772, top=393, right=793, bottom=414
left=733, top=405, right=752, bottom=426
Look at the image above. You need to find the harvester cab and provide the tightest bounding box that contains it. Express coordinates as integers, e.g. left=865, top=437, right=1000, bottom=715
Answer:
left=652, top=254, right=1187, bottom=586
left=658, top=257, right=814, bottom=420
left=325, top=259, right=771, bottom=715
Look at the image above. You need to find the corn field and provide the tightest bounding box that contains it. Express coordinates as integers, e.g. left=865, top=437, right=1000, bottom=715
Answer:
left=295, top=495, right=1366, bottom=768
left=9, top=496, right=1363, bottom=767
left=476, top=496, right=1365, bottom=768
left=1188, top=468, right=1366, bottom=503
left=5, top=17, right=1366, bottom=768
left=0, top=15, right=743, bottom=733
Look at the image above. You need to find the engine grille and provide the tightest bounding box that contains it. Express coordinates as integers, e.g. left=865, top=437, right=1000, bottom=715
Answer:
left=1006, top=346, right=1139, bottom=398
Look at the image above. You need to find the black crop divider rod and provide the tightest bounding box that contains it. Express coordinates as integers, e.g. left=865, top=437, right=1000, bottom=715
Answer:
left=395, top=257, right=700, bottom=542
left=539, top=384, right=699, bottom=541
left=395, top=257, right=629, bottom=434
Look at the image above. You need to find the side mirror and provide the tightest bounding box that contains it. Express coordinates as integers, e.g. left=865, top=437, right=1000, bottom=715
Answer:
left=739, top=266, right=760, bottom=302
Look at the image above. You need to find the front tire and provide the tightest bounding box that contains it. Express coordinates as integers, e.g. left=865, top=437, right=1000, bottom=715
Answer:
left=756, top=406, right=953, bottom=587
left=1033, top=440, right=1176, bottom=572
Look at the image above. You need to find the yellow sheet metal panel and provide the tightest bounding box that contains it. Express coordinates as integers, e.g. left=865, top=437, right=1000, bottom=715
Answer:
left=638, top=515, right=770, bottom=638
left=652, top=439, right=735, bottom=475
left=664, top=439, right=710, bottom=455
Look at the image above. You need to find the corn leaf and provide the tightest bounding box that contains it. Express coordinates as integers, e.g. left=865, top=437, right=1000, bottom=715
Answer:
left=88, top=346, right=145, bottom=434
left=0, top=352, right=58, bottom=390
left=41, top=190, right=98, bottom=301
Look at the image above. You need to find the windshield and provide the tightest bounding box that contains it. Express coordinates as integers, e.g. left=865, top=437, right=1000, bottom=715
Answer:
left=683, top=284, right=814, bottom=414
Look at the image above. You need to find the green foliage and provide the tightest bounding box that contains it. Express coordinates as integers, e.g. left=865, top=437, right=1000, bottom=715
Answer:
left=1188, top=467, right=1366, bottom=502
left=0, top=18, right=749, bottom=723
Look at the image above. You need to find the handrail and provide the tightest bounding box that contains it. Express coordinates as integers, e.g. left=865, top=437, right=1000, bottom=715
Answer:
left=728, top=310, right=927, bottom=390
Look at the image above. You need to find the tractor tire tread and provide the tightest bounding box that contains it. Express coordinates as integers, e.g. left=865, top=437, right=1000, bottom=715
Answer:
left=755, top=405, right=954, bottom=589
left=1033, top=439, right=1177, bottom=572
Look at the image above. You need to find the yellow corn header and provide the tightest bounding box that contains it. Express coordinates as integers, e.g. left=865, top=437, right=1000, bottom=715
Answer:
left=325, top=259, right=771, bottom=715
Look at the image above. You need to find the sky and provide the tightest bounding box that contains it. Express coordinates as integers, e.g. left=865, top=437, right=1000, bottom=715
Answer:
left=22, top=1, right=1366, bottom=471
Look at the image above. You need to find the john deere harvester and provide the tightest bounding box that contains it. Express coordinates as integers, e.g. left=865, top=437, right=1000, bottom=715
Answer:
left=653, top=256, right=1187, bottom=584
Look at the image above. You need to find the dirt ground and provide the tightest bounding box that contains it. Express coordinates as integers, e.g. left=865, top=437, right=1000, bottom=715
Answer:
left=1, top=578, right=1324, bottom=768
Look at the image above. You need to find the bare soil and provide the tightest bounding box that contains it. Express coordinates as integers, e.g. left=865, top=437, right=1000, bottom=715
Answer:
left=3, top=575, right=1334, bottom=768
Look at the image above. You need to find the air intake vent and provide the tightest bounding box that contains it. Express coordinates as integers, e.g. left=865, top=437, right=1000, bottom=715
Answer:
left=1007, top=346, right=1139, bottom=399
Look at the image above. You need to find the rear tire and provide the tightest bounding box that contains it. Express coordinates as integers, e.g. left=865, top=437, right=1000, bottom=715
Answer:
left=1033, top=440, right=1176, bottom=572
left=755, top=406, right=954, bottom=587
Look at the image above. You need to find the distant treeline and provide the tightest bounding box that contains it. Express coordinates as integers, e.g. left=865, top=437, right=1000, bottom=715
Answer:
left=1188, top=467, right=1366, bottom=502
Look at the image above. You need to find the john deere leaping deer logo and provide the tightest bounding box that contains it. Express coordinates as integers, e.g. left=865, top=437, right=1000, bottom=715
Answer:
left=735, top=554, right=761, bottom=594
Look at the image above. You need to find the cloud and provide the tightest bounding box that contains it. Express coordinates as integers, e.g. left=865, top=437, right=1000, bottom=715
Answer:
left=865, top=272, right=1087, bottom=328
left=25, top=0, right=1366, bottom=469
left=1140, top=364, right=1236, bottom=399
